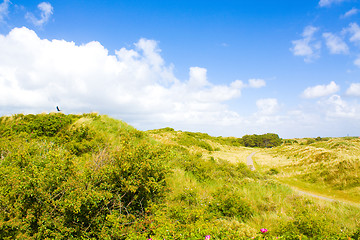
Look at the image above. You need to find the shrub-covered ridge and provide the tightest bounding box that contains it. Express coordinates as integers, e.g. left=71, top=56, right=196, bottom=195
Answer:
left=0, top=113, right=169, bottom=239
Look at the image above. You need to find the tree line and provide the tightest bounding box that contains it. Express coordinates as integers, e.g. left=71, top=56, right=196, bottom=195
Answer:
left=241, top=133, right=282, bottom=148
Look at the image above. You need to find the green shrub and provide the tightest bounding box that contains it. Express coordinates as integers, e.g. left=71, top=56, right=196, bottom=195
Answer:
left=267, top=168, right=279, bottom=175
left=209, top=188, right=253, bottom=221
left=352, top=228, right=360, bottom=239
left=306, top=138, right=316, bottom=145
left=176, top=188, right=199, bottom=206
left=0, top=113, right=169, bottom=239
left=180, top=154, right=215, bottom=182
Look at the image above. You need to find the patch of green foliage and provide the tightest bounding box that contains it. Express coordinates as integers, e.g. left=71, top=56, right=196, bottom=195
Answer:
left=177, top=132, right=214, bottom=151
left=151, top=128, right=284, bottom=149
left=0, top=113, right=170, bottom=239
left=242, top=133, right=282, bottom=148
left=209, top=187, right=253, bottom=220
left=275, top=197, right=352, bottom=239
left=283, top=139, right=299, bottom=145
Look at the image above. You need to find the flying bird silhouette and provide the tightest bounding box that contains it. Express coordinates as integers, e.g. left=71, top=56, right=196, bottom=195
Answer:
left=56, top=106, right=61, bottom=112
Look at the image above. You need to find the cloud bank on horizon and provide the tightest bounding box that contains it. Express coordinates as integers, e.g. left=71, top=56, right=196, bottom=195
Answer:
left=0, top=0, right=360, bottom=138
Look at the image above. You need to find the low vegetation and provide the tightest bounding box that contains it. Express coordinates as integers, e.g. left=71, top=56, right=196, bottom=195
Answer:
left=0, top=114, right=359, bottom=239
left=256, top=137, right=360, bottom=203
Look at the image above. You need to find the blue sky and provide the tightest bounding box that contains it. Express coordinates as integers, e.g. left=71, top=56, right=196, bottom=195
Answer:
left=1, top=0, right=360, bottom=138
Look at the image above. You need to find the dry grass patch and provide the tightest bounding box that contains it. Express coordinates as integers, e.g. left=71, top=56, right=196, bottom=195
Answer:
left=254, top=138, right=360, bottom=204
left=202, top=145, right=254, bottom=164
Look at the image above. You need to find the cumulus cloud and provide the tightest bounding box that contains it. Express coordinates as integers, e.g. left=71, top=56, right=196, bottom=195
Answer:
left=342, top=8, right=359, bottom=18
left=256, top=98, right=279, bottom=115
left=319, top=0, right=346, bottom=7
left=25, top=2, right=53, bottom=26
left=323, top=32, right=349, bottom=54
left=346, top=83, right=360, bottom=96
left=320, top=95, right=360, bottom=119
left=290, top=26, right=321, bottom=62
left=0, top=0, right=10, bottom=23
left=0, top=27, right=268, bottom=130
left=188, top=67, right=209, bottom=88
left=302, top=81, right=340, bottom=98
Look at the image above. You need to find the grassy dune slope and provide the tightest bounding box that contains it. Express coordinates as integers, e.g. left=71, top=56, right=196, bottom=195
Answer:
left=148, top=129, right=360, bottom=239
left=254, top=138, right=360, bottom=204
left=0, top=115, right=359, bottom=239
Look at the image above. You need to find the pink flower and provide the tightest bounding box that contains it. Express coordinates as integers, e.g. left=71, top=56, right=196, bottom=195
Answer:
left=205, top=235, right=211, bottom=240
left=260, top=228, right=268, bottom=233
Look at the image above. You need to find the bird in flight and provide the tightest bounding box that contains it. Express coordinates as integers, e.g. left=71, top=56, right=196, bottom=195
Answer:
left=56, top=106, right=61, bottom=112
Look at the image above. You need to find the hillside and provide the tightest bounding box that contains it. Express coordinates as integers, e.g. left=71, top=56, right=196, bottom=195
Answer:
left=254, top=137, right=360, bottom=204
left=0, top=114, right=359, bottom=239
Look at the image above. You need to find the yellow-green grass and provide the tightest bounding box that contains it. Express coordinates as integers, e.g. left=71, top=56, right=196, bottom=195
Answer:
left=254, top=138, right=360, bottom=204
left=148, top=129, right=254, bottom=165
left=202, top=145, right=254, bottom=164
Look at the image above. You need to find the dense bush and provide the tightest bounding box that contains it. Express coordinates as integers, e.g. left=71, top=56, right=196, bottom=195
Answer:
left=0, top=113, right=77, bottom=137
left=242, top=133, right=282, bottom=148
left=209, top=187, right=253, bottom=221
left=0, top=113, right=169, bottom=239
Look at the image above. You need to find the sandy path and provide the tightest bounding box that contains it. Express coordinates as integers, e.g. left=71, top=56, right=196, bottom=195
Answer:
left=247, top=151, right=257, bottom=171
left=295, top=189, right=336, bottom=202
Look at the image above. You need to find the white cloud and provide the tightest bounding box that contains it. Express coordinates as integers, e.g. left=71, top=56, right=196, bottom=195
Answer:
left=188, top=67, right=209, bottom=88
left=320, top=95, right=360, bottom=119
left=0, top=27, right=268, bottom=130
left=302, top=81, right=340, bottom=98
left=0, top=0, right=10, bottom=23
left=256, top=98, right=279, bottom=115
left=354, top=57, right=360, bottom=67
left=319, top=0, right=346, bottom=7
left=345, top=22, right=360, bottom=43
left=25, top=2, right=53, bottom=26
left=323, top=32, right=349, bottom=54
left=342, top=8, right=359, bottom=18
left=248, top=78, right=266, bottom=88
left=342, top=23, right=360, bottom=67
left=346, top=83, right=360, bottom=96
left=290, top=26, right=321, bottom=62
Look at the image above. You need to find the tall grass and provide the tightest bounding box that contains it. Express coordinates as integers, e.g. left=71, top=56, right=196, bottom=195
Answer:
left=256, top=137, right=360, bottom=203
